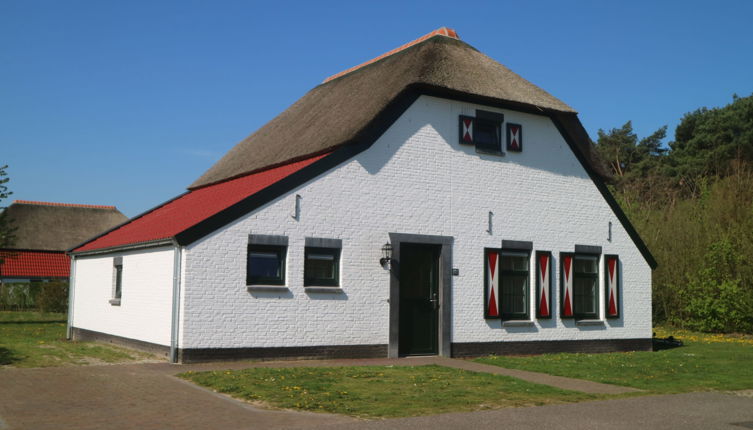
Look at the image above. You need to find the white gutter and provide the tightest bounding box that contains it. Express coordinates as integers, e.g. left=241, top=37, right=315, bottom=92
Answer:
left=66, top=255, right=76, bottom=339
left=169, top=241, right=183, bottom=363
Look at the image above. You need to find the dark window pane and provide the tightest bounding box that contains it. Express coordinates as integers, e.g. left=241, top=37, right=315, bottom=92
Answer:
left=114, top=265, right=122, bottom=299
left=305, top=253, right=335, bottom=280
left=500, top=252, right=530, bottom=319
left=501, top=275, right=528, bottom=314
left=248, top=252, right=281, bottom=278
left=574, top=257, right=598, bottom=274
left=247, top=245, right=286, bottom=285
left=304, top=247, right=340, bottom=286
left=474, top=119, right=500, bottom=151
left=573, top=255, right=598, bottom=318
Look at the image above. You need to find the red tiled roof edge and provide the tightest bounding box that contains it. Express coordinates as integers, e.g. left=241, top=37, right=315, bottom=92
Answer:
left=323, top=27, right=460, bottom=83
left=14, top=200, right=117, bottom=210
left=73, top=152, right=330, bottom=253
left=0, top=250, right=70, bottom=278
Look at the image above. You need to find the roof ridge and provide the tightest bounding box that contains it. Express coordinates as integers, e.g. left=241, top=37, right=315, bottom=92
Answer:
left=323, top=27, right=460, bottom=83
left=13, top=200, right=117, bottom=210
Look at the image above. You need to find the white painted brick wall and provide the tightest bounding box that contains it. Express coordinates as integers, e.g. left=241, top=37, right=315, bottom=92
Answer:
left=180, top=95, right=652, bottom=349
left=72, top=246, right=175, bottom=346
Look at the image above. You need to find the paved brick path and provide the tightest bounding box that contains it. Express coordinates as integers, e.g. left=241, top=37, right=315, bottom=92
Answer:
left=0, top=364, right=353, bottom=430
left=0, top=357, right=679, bottom=430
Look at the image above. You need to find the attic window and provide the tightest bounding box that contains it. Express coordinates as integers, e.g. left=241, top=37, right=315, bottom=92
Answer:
left=459, top=110, right=505, bottom=155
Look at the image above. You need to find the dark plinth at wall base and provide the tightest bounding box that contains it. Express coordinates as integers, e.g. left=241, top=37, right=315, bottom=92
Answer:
left=71, top=327, right=170, bottom=357
left=451, top=338, right=653, bottom=357
left=178, top=344, right=388, bottom=364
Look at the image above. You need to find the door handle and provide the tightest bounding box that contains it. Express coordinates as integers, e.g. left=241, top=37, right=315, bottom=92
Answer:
left=430, top=293, right=439, bottom=310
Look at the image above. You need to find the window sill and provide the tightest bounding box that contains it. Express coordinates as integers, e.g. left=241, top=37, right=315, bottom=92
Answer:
left=247, top=285, right=289, bottom=293
left=576, top=319, right=605, bottom=326
left=304, top=286, right=344, bottom=294
left=108, top=299, right=121, bottom=306
left=502, top=320, right=535, bottom=327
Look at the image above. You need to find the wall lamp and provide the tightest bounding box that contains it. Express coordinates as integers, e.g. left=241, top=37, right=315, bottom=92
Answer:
left=380, top=243, right=393, bottom=268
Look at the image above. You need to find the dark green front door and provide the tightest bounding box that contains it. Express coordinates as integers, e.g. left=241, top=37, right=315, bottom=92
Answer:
left=399, top=243, right=440, bottom=356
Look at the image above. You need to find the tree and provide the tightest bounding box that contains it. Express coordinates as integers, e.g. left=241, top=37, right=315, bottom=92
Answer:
left=594, top=121, right=667, bottom=179
left=0, top=165, right=16, bottom=258
left=667, top=94, right=753, bottom=178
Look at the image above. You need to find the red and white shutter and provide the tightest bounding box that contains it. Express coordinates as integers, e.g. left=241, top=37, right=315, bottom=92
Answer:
left=485, top=249, right=500, bottom=318
left=459, top=115, right=474, bottom=145
left=605, top=255, right=620, bottom=318
left=506, top=123, right=523, bottom=152
left=536, top=251, right=552, bottom=318
left=560, top=252, right=574, bottom=318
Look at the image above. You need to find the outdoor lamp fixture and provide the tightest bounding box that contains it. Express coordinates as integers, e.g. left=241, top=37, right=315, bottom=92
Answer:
left=380, top=243, right=393, bottom=268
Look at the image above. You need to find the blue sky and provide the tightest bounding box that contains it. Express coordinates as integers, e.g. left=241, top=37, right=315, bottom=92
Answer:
left=2, top=1, right=752, bottom=217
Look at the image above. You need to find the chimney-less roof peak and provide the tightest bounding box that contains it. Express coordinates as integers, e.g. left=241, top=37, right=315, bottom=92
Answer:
left=323, top=27, right=460, bottom=83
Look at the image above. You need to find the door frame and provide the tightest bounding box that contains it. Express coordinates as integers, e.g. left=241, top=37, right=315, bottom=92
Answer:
left=388, top=233, right=453, bottom=358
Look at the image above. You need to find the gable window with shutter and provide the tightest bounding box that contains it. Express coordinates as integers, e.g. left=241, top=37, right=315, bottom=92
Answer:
left=459, top=110, right=505, bottom=154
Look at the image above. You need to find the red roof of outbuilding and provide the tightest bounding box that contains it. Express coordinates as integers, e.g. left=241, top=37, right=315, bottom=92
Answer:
left=0, top=250, right=70, bottom=278
left=74, top=153, right=328, bottom=253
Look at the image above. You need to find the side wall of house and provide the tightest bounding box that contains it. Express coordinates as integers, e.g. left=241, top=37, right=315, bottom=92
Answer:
left=71, top=246, right=175, bottom=347
left=180, top=95, right=652, bottom=351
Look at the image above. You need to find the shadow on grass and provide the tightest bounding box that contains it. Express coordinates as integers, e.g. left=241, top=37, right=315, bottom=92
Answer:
left=653, top=336, right=684, bottom=351
left=0, top=347, right=20, bottom=365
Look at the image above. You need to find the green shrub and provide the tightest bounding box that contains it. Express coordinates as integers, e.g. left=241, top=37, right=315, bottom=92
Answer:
left=36, top=280, right=69, bottom=313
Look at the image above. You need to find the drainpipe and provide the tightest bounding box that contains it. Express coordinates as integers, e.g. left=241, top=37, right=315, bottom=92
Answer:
left=66, top=255, right=76, bottom=340
left=169, top=242, right=183, bottom=363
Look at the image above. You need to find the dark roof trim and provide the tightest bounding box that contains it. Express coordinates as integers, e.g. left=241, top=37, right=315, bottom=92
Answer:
left=71, top=239, right=175, bottom=257
left=549, top=112, right=657, bottom=269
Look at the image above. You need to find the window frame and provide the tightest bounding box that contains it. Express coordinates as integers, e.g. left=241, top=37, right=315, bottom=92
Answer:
left=246, top=244, right=287, bottom=286
left=304, top=246, right=340, bottom=287
left=572, top=253, right=600, bottom=320
left=498, top=249, right=531, bottom=321
left=110, top=256, right=123, bottom=306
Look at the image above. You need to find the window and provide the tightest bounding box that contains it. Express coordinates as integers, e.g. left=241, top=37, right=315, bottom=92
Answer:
left=247, top=244, right=286, bottom=285
left=114, top=264, right=123, bottom=299
left=304, top=247, right=340, bottom=286
left=110, top=256, right=122, bottom=305
left=458, top=110, right=504, bottom=154
left=499, top=251, right=530, bottom=320
left=573, top=255, right=599, bottom=319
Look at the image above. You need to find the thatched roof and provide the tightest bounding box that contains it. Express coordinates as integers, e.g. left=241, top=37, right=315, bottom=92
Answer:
left=190, top=29, right=584, bottom=189
left=3, top=201, right=128, bottom=251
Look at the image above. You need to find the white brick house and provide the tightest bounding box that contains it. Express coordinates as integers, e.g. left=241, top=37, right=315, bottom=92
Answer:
left=68, top=28, right=655, bottom=363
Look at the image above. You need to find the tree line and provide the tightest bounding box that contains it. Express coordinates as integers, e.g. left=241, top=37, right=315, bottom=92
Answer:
left=594, top=94, right=753, bottom=333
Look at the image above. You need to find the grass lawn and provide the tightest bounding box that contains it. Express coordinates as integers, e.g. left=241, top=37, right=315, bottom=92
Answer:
left=179, top=365, right=599, bottom=418
left=476, top=327, right=753, bottom=394
left=0, top=311, right=156, bottom=367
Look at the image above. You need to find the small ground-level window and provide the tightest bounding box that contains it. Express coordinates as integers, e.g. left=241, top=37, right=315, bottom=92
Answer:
left=500, top=251, right=530, bottom=320
left=304, top=247, right=340, bottom=286
left=573, top=255, right=599, bottom=319
left=247, top=245, right=286, bottom=285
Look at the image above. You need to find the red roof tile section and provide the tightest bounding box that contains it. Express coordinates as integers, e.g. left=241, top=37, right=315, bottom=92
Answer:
left=0, top=250, right=70, bottom=278
left=14, top=200, right=117, bottom=210
left=323, top=27, right=460, bottom=83
left=74, top=153, right=329, bottom=253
